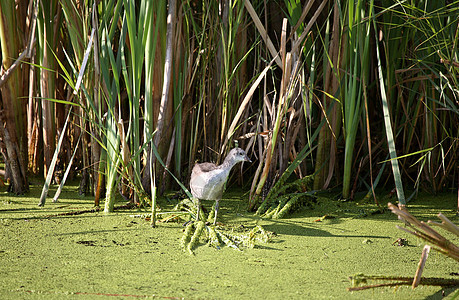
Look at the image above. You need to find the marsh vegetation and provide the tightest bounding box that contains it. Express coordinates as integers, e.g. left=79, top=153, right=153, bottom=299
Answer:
left=0, top=0, right=458, bottom=298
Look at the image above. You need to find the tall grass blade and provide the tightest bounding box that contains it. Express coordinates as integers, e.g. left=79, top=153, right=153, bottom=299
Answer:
left=38, top=106, right=73, bottom=206
left=53, top=132, right=82, bottom=202
left=373, top=11, right=406, bottom=206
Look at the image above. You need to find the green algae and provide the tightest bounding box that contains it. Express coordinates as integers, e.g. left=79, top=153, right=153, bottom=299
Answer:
left=0, top=183, right=458, bottom=299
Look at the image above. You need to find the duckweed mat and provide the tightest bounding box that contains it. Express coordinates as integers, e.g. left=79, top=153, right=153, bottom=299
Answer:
left=0, top=183, right=458, bottom=299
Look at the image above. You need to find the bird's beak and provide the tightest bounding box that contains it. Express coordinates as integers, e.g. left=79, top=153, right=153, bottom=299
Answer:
left=244, top=154, right=252, bottom=163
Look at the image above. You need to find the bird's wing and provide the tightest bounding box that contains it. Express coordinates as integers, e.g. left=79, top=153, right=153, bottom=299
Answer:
left=192, top=162, right=218, bottom=173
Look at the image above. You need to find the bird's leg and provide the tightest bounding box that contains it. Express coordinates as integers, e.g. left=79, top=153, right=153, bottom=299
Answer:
left=213, top=198, right=220, bottom=225
left=195, top=198, right=201, bottom=222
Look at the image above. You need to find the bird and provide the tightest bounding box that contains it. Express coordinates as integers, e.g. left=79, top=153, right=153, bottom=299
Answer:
left=190, top=148, right=251, bottom=225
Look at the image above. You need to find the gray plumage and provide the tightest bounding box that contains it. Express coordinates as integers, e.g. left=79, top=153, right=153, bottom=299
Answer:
left=190, top=148, right=251, bottom=224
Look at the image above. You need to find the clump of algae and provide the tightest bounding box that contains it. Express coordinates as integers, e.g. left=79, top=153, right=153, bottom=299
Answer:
left=134, top=197, right=274, bottom=255
left=179, top=220, right=273, bottom=255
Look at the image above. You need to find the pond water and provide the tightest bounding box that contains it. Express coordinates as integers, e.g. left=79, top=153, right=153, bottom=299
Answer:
left=0, top=183, right=457, bottom=299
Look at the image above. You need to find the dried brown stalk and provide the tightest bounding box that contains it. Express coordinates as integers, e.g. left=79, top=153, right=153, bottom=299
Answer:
left=349, top=204, right=459, bottom=292
left=348, top=274, right=459, bottom=291
left=388, top=203, right=459, bottom=263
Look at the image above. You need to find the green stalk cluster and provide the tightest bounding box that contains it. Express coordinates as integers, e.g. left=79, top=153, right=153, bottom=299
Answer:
left=206, top=226, right=222, bottom=249
left=256, top=174, right=314, bottom=217
left=179, top=219, right=272, bottom=254
left=187, top=221, right=205, bottom=255
left=180, top=222, right=194, bottom=250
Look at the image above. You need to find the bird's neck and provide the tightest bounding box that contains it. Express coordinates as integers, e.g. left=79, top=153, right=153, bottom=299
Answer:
left=219, top=158, right=238, bottom=171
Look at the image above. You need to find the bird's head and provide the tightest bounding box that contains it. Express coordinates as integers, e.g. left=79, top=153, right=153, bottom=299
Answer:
left=226, top=148, right=252, bottom=164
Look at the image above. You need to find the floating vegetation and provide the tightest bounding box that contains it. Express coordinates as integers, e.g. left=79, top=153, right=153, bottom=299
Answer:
left=348, top=203, right=459, bottom=292
left=180, top=222, right=274, bottom=255
left=348, top=274, right=459, bottom=291
left=130, top=198, right=205, bottom=224
left=256, top=175, right=316, bottom=219
left=186, top=221, right=206, bottom=255
left=129, top=211, right=190, bottom=224
left=131, top=198, right=274, bottom=255
left=314, top=214, right=336, bottom=222
left=180, top=221, right=194, bottom=250
left=388, top=203, right=459, bottom=263
left=173, top=197, right=206, bottom=222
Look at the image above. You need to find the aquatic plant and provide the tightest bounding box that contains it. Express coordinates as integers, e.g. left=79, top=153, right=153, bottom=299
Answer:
left=348, top=203, right=459, bottom=292
left=388, top=202, right=459, bottom=264
left=180, top=220, right=272, bottom=255
left=256, top=174, right=316, bottom=218
left=0, top=1, right=456, bottom=218
left=173, top=199, right=273, bottom=254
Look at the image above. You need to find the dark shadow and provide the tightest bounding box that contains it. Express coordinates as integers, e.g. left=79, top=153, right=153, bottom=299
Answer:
left=253, top=244, right=284, bottom=251
left=54, top=227, right=142, bottom=236
left=425, top=286, right=457, bottom=299
left=262, top=218, right=391, bottom=239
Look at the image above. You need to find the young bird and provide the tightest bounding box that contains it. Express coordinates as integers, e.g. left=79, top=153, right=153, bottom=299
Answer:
left=190, top=148, right=251, bottom=225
